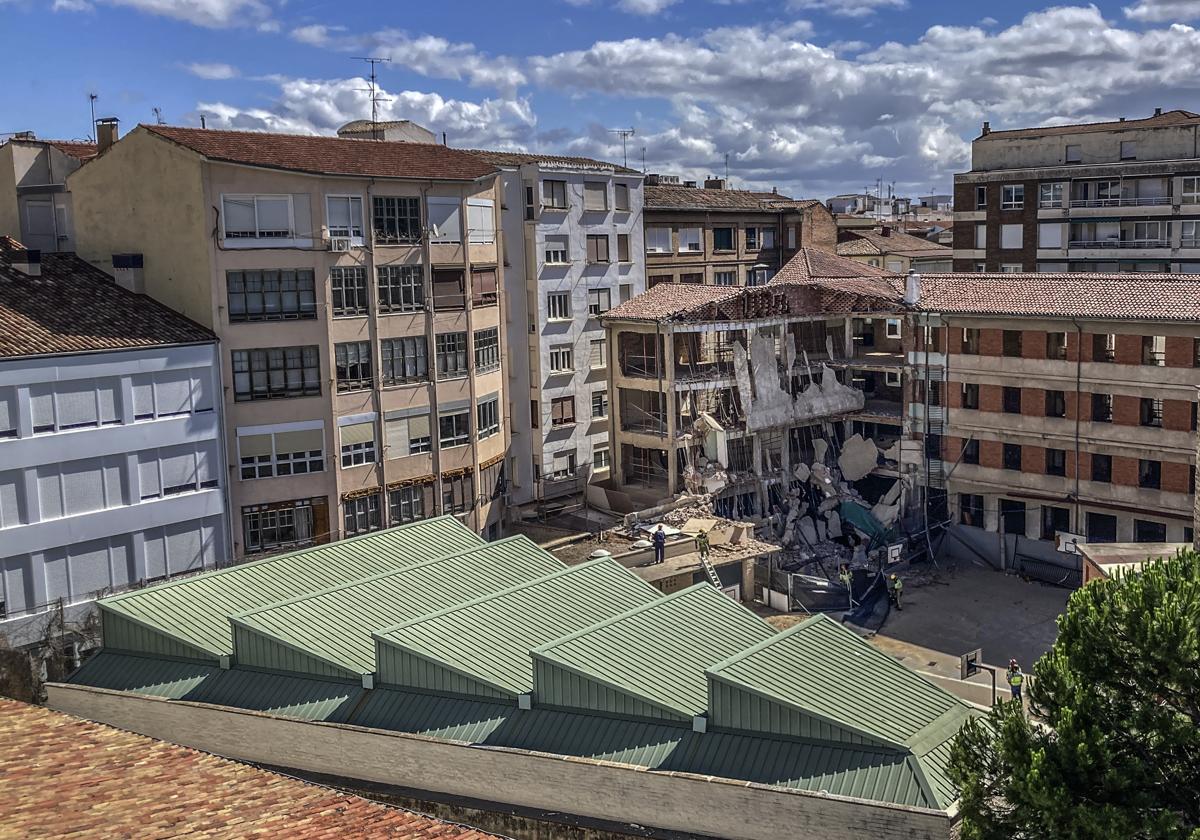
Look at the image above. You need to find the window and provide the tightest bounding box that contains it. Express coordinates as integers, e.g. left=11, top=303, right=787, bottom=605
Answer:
left=586, top=234, right=610, bottom=264
left=439, top=410, right=470, bottom=448
left=963, top=328, right=980, bottom=355
left=1003, top=443, right=1022, bottom=471
left=1142, top=335, right=1166, bottom=366
left=588, top=287, right=611, bottom=316
left=432, top=269, right=466, bottom=310
left=1134, top=519, right=1167, bottom=542
left=435, top=332, right=468, bottom=378
left=1046, top=332, right=1067, bottom=360
left=974, top=186, right=987, bottom=210
left=679, top=227, right=701, bottom=252
left=974, top=263, right=986, bottom=273
left=550, top=396, right=575, bottom=427
left=745, top=227, right=759, bottom=250
left=1092, top=453, right=1112, bottom=483
left=1038, top=223, right=1063, bottom=249
left=326, top=195, right=363, bottom=240
left=1065, top=144, right=1082, bottom=163
left=999, top=499, right=1026, bottom=535
left=1182, top=220, right=1200, bottom=247
left=591, top=389, right=609, bottom=419
left=1092, top=333, right=1115, bottom=362
left=747, top=268, right=771, bottom=286
left=477, top=396, right=500, bottom=440
left=238, top=427, right=324, bottom=480
left=1042, top=505, right=1071, bottom=540
left=340, top=420, right=376, bottom=467
left=713, top=227, right=734, bottom=251
left=615, top=183, right=630, bottom=211
left=381, top=336, right=428, bottom=385
left=974, top=223, right=987, bottom=249
left=373, top=196, right=421, bottom=244
left=376, top=265, right=424, bottom=314
left=530, top=400, right=539, bottom=429
left=242, top=500, right=319, bottom=553
left=962, top=439, right=980, bottom=464
left=427, top=197, right=461, bottom=243
left=714, top=270, right=737, bottom=286
left=550, top=451, right=577, bottom=481
left=962, top=382, right=980, bottom=409
left=384, top=411, right=431, bottom=456
left=1087, top=511, right=1117, bottom=543
left=680, top=272, right=704, bottom=285
left=1000, top=263, right=1023, bottom=273
left=232, top=346, right=320, bottom=401
left=1001, top=184, right=1024, bottom=210
left=471, top=267, right=498, bottom=307
left=1039, top=182, right=1064, bottom=208
left=1139, top=459, right=1161, bottom=489
left=1046, top=390, right=1066, bottom=417
left=227, top=269, right=316, bottom=322
left=467, top=199, right=495, bottom=244
left=1003, top=387, right=1022, bottom=414
left=547, top=292, right=571, bottom=320
left=646, top=227, right=671, bottom=253
left=617, top=234, right=631, bottom=262
left=542, top=179, right=567, bottom=209
left=136, top=444, right=217, bottom=499
left=1046, top=448, right=1067, bottom=477
left=1183, top=176, right=1200, bottom=205
left=1120, top=141, right=1137, bottom=161
left=334, top=342, right=372, bottom=392
left=959, top=493, right=984, bottom=526
left=540, top=235, right=570, bottom=265
left=222, top=194, right=292, bottom=240
left=1003, top=330, right=1023, bottom=357
left=330, top=267, right=368, bottom=316
left=583, top=181, right=608, bottom=211
left=1000, top=224, right=1023, bottom=249
left=1092, top=393, right=1113, bottom=422
left=549, top=344, right=574, bottom=372
left=388, top=484, right=428, bottom=525
left=590, top=337, right=607, bottom=369
left=524, top=184, right=535, bottom=221
left=343, top=492, right=381, bottom=537
left=762, top=228, right=776, bottom=248
left=593, top=446, right=611, bottom=471
left=1140, top=397, right=1163, bottom=427
left=620, top=283, right=632, bottom=303
left=474, top=327, right=500, bottom=372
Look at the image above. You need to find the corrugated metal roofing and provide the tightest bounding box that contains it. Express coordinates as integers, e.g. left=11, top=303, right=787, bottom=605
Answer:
left=99, top=517, right=483, bottom=659
left=231, top=536, right=564, bottom=676
left=533, top=584, right=776, bottom=718
left=376, top=559, right=661, bottom=696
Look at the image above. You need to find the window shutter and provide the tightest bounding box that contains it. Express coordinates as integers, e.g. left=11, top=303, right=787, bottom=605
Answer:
left=427, top=198, right=461, bottom=243
left=467, top=199, right=495, bottom=244
left=62, top=458, right=105, bottom=516
left=30, top=387, right=55, bottom=430
left=166, top=524, right=204, bottom=574
left=223, top=197, right=256, bottom=234
left=341, top=421, right=375, bottom=446
left=160, top=446, right=198, bottom=492
left=584, top=182, right=607, bottom=211
left=384, top=417, right=410, bottom=455
left=196, top=440, right=218, bottom=486
left=154, top=371, right=193, bottom=416
left=143, top=529, right=166, bottom=580
left=138, top=453, right=161, bottom=499
left=0, top=471, right=23, bottom=528
left=274, top=428, right=323, bottom=454
left=132, top=375, right=154, bottom=418
left=238, top=433, right=273, bottom=459
left=327, top=196, right=350, bottom=232
left=256, top=196, right=291, bottom=234
left=0, top=387, right=13, bottom=433
left=37, top=470, right=63, bottom=519
left=56, top=385, right=97, bottom=428
left=422, top=481, right=436, bottom=515
left=97, top=379, right=120, bottom=424
left=408, top=414, right=431, bottom=441
left=103, top=457, right=125, bottom=507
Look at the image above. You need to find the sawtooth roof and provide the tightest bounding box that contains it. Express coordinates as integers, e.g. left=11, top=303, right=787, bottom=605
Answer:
left=0, top=237, right=214, bottom=358
left=835, top=228, right=951, bottom=258
left=645, top=184, right=821, bottom=212
left=463, top=148, right=640, bottom=175
left=143, top=124, right=497, bottom=181
left=978, top=109, right=1200, bottom=140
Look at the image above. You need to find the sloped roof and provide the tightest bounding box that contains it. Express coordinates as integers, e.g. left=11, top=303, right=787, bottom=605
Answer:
left=645, top=184, right=821, bottom=212
left=463, top=148, right=640, bottom=175
left=979, top=109, right=1200, bottom=140
left=0, top=699, right=499, bottom=839
left=602, top=281, right=742, bottom=321
left=772, top=247, right=898, bottom=282
left=835, top=228, right=951, bottom=258
left=0, top=237, right=214, bottom=358
left=143, top=124, right=497, bottom=181
left=46, top=140, right=99, bottom=159
left=100, top=516, right=484, bottom=659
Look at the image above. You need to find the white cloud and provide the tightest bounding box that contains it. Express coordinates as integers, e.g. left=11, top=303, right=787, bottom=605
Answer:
left=56, top=0, right=273, bottom=27
left=616, top=0, right=679, bottom=14
left=184, top=61, right=240, bottom=80
left=1124, top=0, right=1200, bottom=22
left=51, top=0, right=93, bottom=10
left=786, top=0, right=907, bottom=17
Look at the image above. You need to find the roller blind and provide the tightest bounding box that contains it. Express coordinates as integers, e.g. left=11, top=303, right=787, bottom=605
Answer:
left=138, top=453, right=161, bottom=499
left=62, top=458, right=105, bottom=516
left=0, top=471, right=22, bottom=528
left=154, top=372, right=193, bottom=416
left=274, top=428, right=322, bottom=454
left=427, top=197, right=461, bottom=243
left=341, top=422, right=374, bottom=446
left=0, top=388, right=13, bottom=433
left=408, top=414, right=430, bottom=440
left=30, top=387, right=55, bottom=430
left=467, top=199, right=495, bottom=244
left=37, top=469, right=63, bottom=519
left=97, top=379, right=120, bottom=424
left=384, top=417, right=409, bottom=455
left=193, top=371, right=215, bottom=413
left=132, top=375, right=154, bottom=419
left=160, top=447, right=198, bottom=493
left=196, top=440, right=218, bottom=486
left=143, top=529, right=166, bottom=580
left=256, top=196, right=291, bottom=234
left=584, top=182, right=607, bottom=211
left=223, top=196, right=256, bottom=233
left=56, top=385, right=97, bottom=429
left=238, top=433, right=274, bottom=458
left=166, top=524, right=203, bottom=574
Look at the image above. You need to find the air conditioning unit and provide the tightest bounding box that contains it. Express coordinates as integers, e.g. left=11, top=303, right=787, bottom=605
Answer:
left=329, top=237, right=352, bottom=252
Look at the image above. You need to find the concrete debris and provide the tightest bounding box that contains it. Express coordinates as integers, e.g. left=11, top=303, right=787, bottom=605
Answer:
left=734, top=333, right=865, bottom=433
left=813, top=439, right=829, bottom=465
left=792, top=462, right=810, bottom=482
left=837, top=434, right=880, bottom=482
left=798, top=517, right=819, bottom=545
left=826, top=510, right=843, bottom=539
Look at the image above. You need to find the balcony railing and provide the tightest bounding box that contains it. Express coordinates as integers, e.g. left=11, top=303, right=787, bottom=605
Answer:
left=1067, top=238, right=1170, bottom=249
left=1068, top=196, right=1171, bottom=208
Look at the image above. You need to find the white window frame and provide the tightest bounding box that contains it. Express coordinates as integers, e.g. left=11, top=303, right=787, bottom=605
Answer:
left=591, top=389, right=609, bottom=419
left=550, top=450, right=577, bottom=479
left=338, top=415, right=377, bottom=468
left=974, top=223, right=987, bottom=249
left=544, top=235, right=569, bottom=265
left=1000, top=224, right=1023, bottom=249
left=1001, top=184, right=1024, bottom=210
left=221, top=194, right=296, bottom=245
left=587, top=287, right=611, bottom=316
left=549, top=345, right=574, bottom=372
left=1038, top=223, right=1063, bottom=249
left=238, top=421, right=325, bottom=480
left=1182, top=176, right=1200, bottom=205
left=1181, top=220, right=1199, bottom=247
left=438, top=410, right=471, bottom=448
left=762, top=227, right=776, bottom=249
left=325, top=194, right=364, bottom=244
left=593, top=446, right=611, bottom=472
left=678, top=227, right=702, bottom=253
left=590, top=337, right=607, bottom=369
left=646, top=227, right=672, bottom=253
left=476, top=397, right=500, bottom=440
left=1000, top=263, right=1023, bottom=273
left=467, top=198, right=496, bottom=245
left=547, top=292, right=571, bottom=321
left=713, top=270, right=737, bottom=286
left=885, top=319, right=901, bottom=339
left=427, top=196, right=462, bottom=244
left=1039, top=182, right=1064, bottom=208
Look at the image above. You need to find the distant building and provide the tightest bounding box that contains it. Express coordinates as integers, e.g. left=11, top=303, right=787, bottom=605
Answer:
left=836, top=225, right=953, bottom=273
left=336, top=120, right=437, bottom=144
left=917, top=194, right=953, bottom=212
left=0, top=130, right=98, bottom=253
left=0, top=238, right=226, bottom=647
left=953, top=108, right=1200, bottom=273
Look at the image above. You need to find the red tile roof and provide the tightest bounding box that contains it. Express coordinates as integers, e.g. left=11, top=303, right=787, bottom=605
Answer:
left=0, top=699, right=500, bottom=839
left=45, top=140, right=98, bottom=160
left=144, top=125, right=497, bottom=181
left=772, top=247, right=898, bottom=282
left=0, top=237, right=214, bottom=358
left=644, top=185, right=820, bottom=212
left=463, top=148, right=640, bottom=175
left=979, top=109, right=1200, bottom=140
left=835, top=228, right=950, bottom=258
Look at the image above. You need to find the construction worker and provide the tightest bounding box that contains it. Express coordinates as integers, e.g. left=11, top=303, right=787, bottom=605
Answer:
left=1007, top=660, right=1024, bottom=702
left=888, top=573, right=903, bottom=611
left=695, top=529, right=710, bottom=562
left=652, top=525, right=667, bottom=565
left=839, top=564, right=854, bottom=609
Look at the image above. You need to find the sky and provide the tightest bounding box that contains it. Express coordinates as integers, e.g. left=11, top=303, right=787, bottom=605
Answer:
left=4, top=0, right=1200, bottom=199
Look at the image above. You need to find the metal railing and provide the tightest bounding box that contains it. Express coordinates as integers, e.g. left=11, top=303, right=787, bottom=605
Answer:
left=1068, top=196, right=1171, bottom=208
left=1066, top=238, right=1170, bottom=249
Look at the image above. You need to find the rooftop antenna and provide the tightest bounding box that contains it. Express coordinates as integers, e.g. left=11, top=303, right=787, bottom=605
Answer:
left=152, top=107, right=165, bottom=125
left=640, top=146, right=646, bottom=174
left=354, top=56, right=392, bottom=140
left=88, top=93, right=98, bottom=142
left=200, top=114, right=207, bottom=129
left=609, top=127, right=635, bottom=169
left=724, top=152, right=729, bottom=183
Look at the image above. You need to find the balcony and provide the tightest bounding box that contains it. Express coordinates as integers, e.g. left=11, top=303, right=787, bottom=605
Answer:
left=1067, top=238, right=1170, bottom=249
left=1068, top=196, right=1171, bottom=208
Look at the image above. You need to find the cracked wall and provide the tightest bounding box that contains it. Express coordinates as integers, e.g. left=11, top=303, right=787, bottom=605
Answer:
left=733, top=331, right=864, bottom=432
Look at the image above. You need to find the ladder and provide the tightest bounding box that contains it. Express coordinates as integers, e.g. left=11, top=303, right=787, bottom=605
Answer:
left=700, top=554, right=722, bottom=589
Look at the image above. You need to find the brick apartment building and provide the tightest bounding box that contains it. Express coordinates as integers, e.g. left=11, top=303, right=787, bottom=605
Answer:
left=953, top=108, right=1200, bottom=273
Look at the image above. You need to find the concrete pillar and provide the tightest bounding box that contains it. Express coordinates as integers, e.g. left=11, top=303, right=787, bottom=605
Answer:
left=983, top=494, right=999, bottom=532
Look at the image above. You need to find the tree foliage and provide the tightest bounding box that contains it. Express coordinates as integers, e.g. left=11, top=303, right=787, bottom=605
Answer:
left=949, top=549, right=1200, bottom=840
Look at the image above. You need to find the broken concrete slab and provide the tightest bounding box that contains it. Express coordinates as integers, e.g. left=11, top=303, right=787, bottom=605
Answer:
left=813, top=439, right=829, bottom=465
left=799, top=517, right=819, bottom=545
left=838, top=434, right=880, bottom=482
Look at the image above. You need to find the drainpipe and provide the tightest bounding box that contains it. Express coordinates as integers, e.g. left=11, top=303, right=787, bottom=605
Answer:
left=1070, top=316, right=1084, bottom=535
left=421, top=181, right=443, bottom=519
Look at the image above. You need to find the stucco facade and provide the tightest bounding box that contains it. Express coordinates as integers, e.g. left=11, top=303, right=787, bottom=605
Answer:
left=0, top=137, right=95, bottom=254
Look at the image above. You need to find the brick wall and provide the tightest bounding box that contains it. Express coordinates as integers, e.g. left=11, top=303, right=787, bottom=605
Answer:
left=1114, top=334, right=1142, bottom=366
left=1021, top=330, right=1046, bottom=360
left=1020, top=388, right=1041, bottom=417
left=1163, top=399, right=1192, bottom=432
left=980, top=440, right=1003, bottom=470
left=1163, top=461, right=1192, bottom=495
left=979, top=329, right=1003, bottom=356
left=1022, top=445, right=1046, bottom=476
left=1165, top=336, right=1194, bottom=368
left=1112, top=455, right=1139, bottom=487
left=1113, top=395, right=1140, bottom=426
left=978, top=384, right=1002, bottom=413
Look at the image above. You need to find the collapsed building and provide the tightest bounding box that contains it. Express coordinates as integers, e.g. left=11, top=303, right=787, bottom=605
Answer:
left=599, top=249, right=947, bottom=582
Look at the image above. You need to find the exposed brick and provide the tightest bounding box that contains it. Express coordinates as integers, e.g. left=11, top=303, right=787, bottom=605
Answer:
left=1163, top=461, right=1192, bottom=494
left=946, top=381, right=962, bottom=408
left=942, top=435, right=961, bottom=460
left=980, top=439, right=1003, bottom=470
left=1165, top=336, right=1194, bottom=368
left=1115, top=334, right=1142, bottom=366
left=1064, top=390, right=1081, bottom=421
left=1067, top=449, right=1086, bottom=480
left=1066, top=331, right=1084, bottom=363
left=1022, top=445, right=1046, bottom=475
left=1111, top=455, right=1140, bottom=487
left=1020, top=388, right=1043, bottom=417
left=1113, top=394, right=1140, bottom=426
left=1163, top=399, right=1193, bottom=432
left=979, top=383, right=1002, bottom=413
left=979, top=328, right=1003, bottom=357
left=1021, top=330, right=1046, bottom=360
left=947, top=326, right=964, bottom=351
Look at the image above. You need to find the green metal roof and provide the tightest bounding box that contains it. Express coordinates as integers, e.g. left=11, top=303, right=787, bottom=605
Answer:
left=532, top=583, right=776, bottom=718
left=230, top=536, right=564, bottom=676
left=375, top=558, right=661, bottom=696
left=99, top=517, right=483, bottom=659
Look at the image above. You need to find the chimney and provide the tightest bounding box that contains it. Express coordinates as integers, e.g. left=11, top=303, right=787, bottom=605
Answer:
left=96, top=117, right=119, bottom=153
left=645, top=173, right=661, bottom=186
left=10, top=249, right=41, bottom=277
left=1155, top=107, right=1163, bottom=117
left=904, top=269, right=921, bottom=306
left=13, top=131, right=35, bottom=141
left=704, top=178, right=726, bottom=190
left=981, top=121, right=991, bottom=136
left=683, top=180, right=698, bottom=188
left=112, top=253, right=144, bottom=294
left=881, top=225, right=892, bottom=237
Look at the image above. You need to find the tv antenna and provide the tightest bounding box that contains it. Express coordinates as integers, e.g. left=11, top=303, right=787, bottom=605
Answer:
left=609, top=127, right=635, bottom=169
left=88, top=93, right=98, bottom=141
left=152, top=107, right=165, bottom=125
left=354, top=56, right=392, bottom=139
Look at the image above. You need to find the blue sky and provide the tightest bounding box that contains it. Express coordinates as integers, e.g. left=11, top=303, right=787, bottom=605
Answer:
left=4, top=0, right=1200, bottom=197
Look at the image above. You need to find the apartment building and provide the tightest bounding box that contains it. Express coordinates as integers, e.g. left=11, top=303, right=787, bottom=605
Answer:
left=953, top=108, right=1200, bottom=273
left=0, top=128, right=100, bottom=253
left=835, top=226, right=953, bottom=273
left=644, top=177, right=836, bottom=288
left=0, top=240, right=225, bottom=647
left=465, top=150, right=644, bottom=508
left=69, top=123, right=508, bottom=557
left=921, top=272, right=1199, bottom=549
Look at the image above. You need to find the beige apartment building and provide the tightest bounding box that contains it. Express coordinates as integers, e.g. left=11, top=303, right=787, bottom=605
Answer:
left=643, top=177, right=837, bottom=288
left=0, top=130, right=98, bottom=253
left=70, top=124, right=508, bottom=557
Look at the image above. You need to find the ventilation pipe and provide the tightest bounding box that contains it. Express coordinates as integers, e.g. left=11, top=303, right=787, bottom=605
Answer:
left=904, top=269, right=921, bottom=306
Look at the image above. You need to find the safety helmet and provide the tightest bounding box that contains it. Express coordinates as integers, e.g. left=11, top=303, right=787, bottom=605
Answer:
left=1010, top=659, right=1018, bottom=666
left=890, top=573, right=897, bottom=580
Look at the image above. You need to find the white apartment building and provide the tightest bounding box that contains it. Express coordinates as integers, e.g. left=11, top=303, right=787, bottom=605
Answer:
left=0, top=242, right=226, bottom=647
left=468, top=151, right=645, bottom=508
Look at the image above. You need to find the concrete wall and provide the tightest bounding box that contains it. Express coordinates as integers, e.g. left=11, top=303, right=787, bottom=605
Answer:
left=46, top=684, right=954, bottom=840
left=972, top=122, right=1200, bottom=171
left=0, top=144, right=20, bottom=242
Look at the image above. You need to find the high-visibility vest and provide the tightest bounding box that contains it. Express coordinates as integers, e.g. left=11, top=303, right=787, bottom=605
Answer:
left=1008, top=670, right=1023, bottom=686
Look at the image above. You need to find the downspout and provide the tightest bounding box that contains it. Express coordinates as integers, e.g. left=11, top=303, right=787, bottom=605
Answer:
left=421, top=181, right=443, bottom=517
left=1070, top=316, right=1083, bottom=535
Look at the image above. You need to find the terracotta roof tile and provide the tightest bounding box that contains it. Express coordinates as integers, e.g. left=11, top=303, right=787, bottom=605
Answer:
left=979, top=109, right=1200, bottom=140
left=771, top=247, right=898, bottom=282
left=0, top=699, right=500, bottom=839
left=835, top=228, right=950, bottom=258
left=144, top=125, right=496, bottom=181
left=45, top=140, right=98, bottom=160
left=644, top=185, right=820, bottom=212
left=0, top=237, right=214, bottom=358
left=462, top=148, right=640, bottom=175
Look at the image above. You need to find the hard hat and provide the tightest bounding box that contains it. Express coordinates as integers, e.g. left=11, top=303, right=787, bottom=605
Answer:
left=890, top=573, right=897, bottom=580
left=1010, top=659, right=1018, bottom=666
